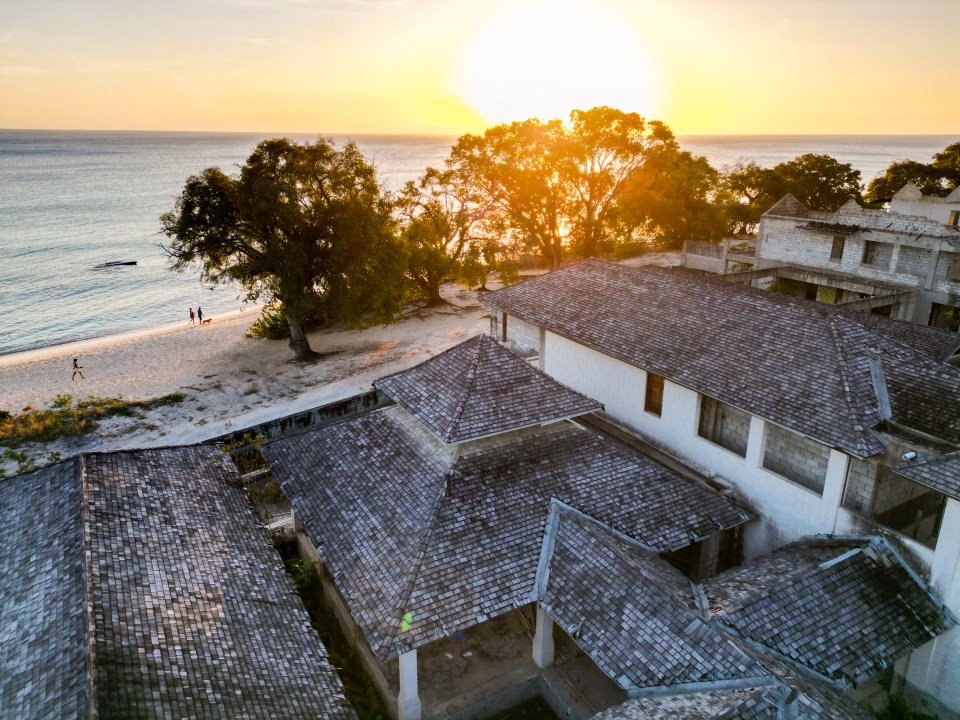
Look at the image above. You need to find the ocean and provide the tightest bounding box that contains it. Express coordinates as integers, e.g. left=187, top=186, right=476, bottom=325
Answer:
left=0, top=130, right=955, bottom=355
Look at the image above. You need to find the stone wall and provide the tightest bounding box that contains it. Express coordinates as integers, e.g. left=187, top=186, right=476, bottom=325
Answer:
left=762, top=423, right=831, bottom=494
left=897, top=246, right=932, bottom=277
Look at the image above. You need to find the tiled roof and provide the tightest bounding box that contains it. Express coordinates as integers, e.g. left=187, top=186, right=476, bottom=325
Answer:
left=537, top=504, right=762, bottom=692
left=1, top=460, right=88, bottom=720
left=263, top=408, right=752, bottom=661
left=706, top=537, right=954, bottom=686
left=82, top=447, right=355, bottom=718
left=1, top=448, right=356, bottom=720
left=894, top=453, right=960, bottom=500
left=485, top=260, right=960, bottom=456
left=374, top=334, right=602, bottom=443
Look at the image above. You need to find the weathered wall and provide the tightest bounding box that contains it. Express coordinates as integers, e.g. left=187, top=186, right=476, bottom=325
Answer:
left=540, top=329, right=847, bottom=559
left=761, top=423, right=831, bottom=494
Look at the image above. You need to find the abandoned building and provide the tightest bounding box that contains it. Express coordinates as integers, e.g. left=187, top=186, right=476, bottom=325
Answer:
left=749, top=184, right=960, bottom=328
left=4, top=261, right=960, bottom=719
left=0, top=446, right=356, bottom=719
left=487, top=258, right=960, bottom=717
left=253, top=332, right=951, bottom=719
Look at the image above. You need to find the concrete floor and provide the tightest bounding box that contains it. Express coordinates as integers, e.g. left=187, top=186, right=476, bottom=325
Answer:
left=409, top=609, right=626, bottom=720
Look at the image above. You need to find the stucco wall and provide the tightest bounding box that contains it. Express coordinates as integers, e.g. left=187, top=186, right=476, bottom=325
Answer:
left=540, top=330, right=847, bottom=558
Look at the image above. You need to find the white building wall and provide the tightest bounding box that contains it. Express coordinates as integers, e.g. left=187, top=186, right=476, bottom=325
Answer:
left=535, top=322, right=960, bottom=714
left=542, top=331, right=846, bottom=558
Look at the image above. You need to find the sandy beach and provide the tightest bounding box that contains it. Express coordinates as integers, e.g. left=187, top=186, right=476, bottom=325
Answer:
left=0, top=253, right=680, bottom=476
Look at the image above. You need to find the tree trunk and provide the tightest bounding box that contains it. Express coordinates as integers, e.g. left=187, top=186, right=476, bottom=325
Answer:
left=284, top=311, right=318, bottom=362
left=425, top=282, right=444, bottom=306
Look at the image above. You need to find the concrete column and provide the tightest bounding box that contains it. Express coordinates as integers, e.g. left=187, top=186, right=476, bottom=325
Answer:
left=820, top=449, right=849, bottom=532
left=398, top=649, right=421, bottom=720
left=532, top=605, right=555, bottom=668
left=745, top=416, right=766, bottom=469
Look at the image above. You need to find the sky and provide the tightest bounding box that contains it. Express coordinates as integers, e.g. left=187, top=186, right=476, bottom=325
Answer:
left=1, top=0, right=958, bottom=135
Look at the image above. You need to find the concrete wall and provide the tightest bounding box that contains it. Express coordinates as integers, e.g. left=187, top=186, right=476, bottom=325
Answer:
left=891, top=194, right=960, bottom=226
left=521, top=320, right=960, bottom=714
left=540, top=330, right=847, bottom=559
left=761, top=423, right=831, bottom=494
left=757, top=214, right=960, bottom=326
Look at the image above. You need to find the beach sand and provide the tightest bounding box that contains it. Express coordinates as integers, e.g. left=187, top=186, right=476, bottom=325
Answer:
left=0, top=252, right=680, bottom=475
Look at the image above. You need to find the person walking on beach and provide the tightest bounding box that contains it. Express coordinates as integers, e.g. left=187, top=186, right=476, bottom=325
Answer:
left=197, top=306, right=203, bottom=324
left=189, top=307, right=195, bottom=324
left=72, top=358, right=84, bottom=380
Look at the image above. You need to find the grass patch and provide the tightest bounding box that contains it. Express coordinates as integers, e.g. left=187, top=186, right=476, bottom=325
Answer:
left=275, top=537, right=388, bottom=719
left=0, top=393, right=186, bottom=446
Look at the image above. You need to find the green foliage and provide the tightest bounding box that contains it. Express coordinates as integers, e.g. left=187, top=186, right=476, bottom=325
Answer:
left=0, top=393, right=185, bottom=446
left=720, top=154, right=862, bottom=233
left=773, top=153, right=863, bottom=211
left=866, top=142, right=960, bottom=204
left=870, top=694, right=939, bottom=720
left=162, top=137, right=407, bottom=361
left=246, top=305, right=293, bottom=339
left=219, top=432, right=268, bottom=474
left=274, top=539, right=388, bottom=719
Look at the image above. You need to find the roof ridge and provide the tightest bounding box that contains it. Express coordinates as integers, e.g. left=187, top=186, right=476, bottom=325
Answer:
left=77, top=455, right=99, bottom=718
left=718, top=542, right=869, bottom=621
left=383, top=473, right=450, bottom=655
left=825, top=314, right=878, bottom=459
left=442, top=335, right=487, bottom=443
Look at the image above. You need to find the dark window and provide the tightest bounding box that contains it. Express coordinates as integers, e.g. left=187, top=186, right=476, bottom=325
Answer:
left=698, top=396, right=749, bottom=456
left=862, top=240, right=889, bottom=267
left=830, top=235, right=845, bottom=261
left=644, top=372, right=664, bottom=416
left=843, top=463, right=946, bottom=549
left=949, top=210, right=959, bottom=227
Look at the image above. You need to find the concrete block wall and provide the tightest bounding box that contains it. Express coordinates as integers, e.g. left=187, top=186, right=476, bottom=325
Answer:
left=843, top=456, right=878, bottom=513
left=898, top=246, right=933, bottom=277
left=863, top=241, right=894, bottom=270
left=762, top=423, right=831, bottom=494
left=698, top=396, right=750, bottom=456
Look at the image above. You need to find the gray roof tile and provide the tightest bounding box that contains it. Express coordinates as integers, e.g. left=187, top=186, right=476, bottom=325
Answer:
left=538, top=504, right=762, bottom=691
left=1, top=460, right=88, bottom=720
left=264, top=409, right=752, bottom=661
left=485, top=260, right=960, bottom=456
left=374, top=334, right=602, bottom=443
left=1, top=447, right=356, bottom=719
left=706, top=537, right=954, bottom=686
left=894, top=453, right=960, bottom=500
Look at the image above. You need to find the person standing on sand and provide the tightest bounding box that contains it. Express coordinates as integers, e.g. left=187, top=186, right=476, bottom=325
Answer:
left=197, top=307, right=203, bottom=324
left=72, top=358, right=84, bottom=380
left=189, top=307, right=195, bottom=324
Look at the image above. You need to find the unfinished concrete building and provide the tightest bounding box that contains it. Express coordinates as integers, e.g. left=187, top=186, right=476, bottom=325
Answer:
left=749, top=184, right=960, bottom=328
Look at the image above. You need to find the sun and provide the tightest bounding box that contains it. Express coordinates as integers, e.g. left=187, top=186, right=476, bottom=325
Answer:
left=457, top=0, right=660, bottom=125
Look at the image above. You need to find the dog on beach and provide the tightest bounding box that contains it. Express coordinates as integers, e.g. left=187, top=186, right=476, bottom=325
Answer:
left=200, top=318, right=212, bottom=325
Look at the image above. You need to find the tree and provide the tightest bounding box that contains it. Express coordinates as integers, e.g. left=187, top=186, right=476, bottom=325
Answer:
left=565, top=106, right=678, bottom=258
left=161, top=137, right=405, bottom=361
left=773, top=153, right=863, bottom=211
left=721, top=162, right=792, bottom=234
left=614, top=149, right=728, bottom=247
left=866, top=142, right=960, bottom=204
left=721, top=154, right=862, bottom=233
left=396, top=167, right=490, bottom=306
left=448, top=119, right=572, bottom=270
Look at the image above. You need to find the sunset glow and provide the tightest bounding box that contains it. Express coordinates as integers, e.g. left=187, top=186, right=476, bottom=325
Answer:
left=0, top=0, right=957, bottom=134
left=457, top=1, right=659, bottom=124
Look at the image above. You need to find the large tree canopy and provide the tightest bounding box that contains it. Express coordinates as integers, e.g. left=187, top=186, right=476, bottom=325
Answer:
left=161, top=137, right=405, bottom=361
left=866, top=142, right=960, bottom=204
left=396, top=166, right=492, bottom=306
left=721, top=154, right=862, bottom=233
left=565, top=106, right=677, bottom=258
left=448, top=119, right=571, bottom=270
